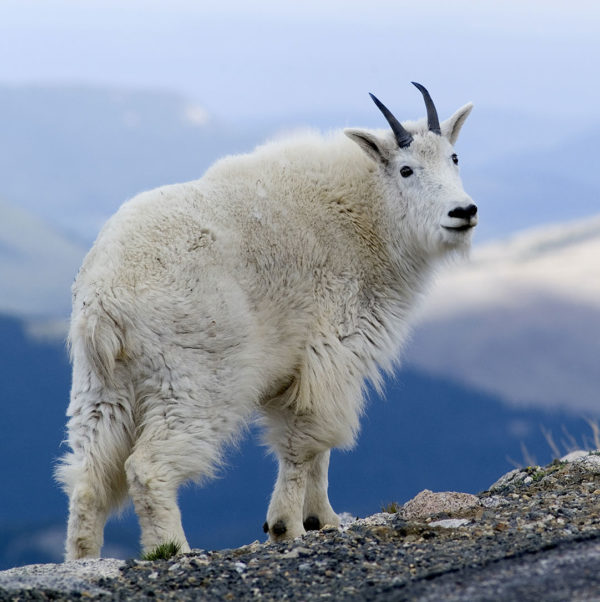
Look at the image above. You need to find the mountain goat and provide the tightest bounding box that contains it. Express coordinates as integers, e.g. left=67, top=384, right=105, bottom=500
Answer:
left=57, top=83, right=477, bottom=559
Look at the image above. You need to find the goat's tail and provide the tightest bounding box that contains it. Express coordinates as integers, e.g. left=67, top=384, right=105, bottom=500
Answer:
left=68, top=292, right=130, bottom=387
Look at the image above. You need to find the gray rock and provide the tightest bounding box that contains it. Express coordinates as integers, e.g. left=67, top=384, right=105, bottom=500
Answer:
left=561, top=449, right=589, bottom=462
left=572, top=453, right=600, bottom=474
left=489, top=467, right=530, bottom=491
left=480, top=495, right=505, bottom=508
left=0, top=558, right=124, bottom=596
left=429, top=518, right=470, bottom=529
left=402, top=489, right=480, bottom=519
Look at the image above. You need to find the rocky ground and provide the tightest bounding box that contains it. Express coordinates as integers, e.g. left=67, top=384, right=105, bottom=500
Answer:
left=1, top=450, right=599, bottom=601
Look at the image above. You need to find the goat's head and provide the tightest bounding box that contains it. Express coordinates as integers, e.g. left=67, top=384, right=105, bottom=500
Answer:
left=345, top=82, right=476, bottom=257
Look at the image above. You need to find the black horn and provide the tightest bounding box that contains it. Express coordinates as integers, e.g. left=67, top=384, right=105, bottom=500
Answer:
left=411, top=82, right=441, bottom=135
left=369, top=93, right=414, bottom=148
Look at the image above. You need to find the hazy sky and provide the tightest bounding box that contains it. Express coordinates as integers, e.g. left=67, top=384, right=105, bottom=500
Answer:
left=1, top=0, right=599, bottom=125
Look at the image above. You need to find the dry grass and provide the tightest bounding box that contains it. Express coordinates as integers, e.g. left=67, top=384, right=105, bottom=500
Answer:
left=509, top=418, right=600, bottom=468
left=381, top=501, right=402, bottom=514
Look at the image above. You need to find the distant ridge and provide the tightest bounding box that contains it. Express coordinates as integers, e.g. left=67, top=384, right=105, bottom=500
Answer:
left=0, top=199, right=85, bottom=317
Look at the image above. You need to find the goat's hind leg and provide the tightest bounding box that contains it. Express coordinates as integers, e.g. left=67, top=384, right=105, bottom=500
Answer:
left=57, top=371, right=134, bottom=560
left=125, top=388, right=244, bottom=555
left=125, top=440, right=192, bottom=555
left=63, top=476, right=111, bottom=561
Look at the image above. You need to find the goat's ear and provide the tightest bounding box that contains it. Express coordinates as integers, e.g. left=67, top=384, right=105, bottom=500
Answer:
left=345, top=129, right=389, bottom=164
left=441, top=103, right=473, bottom=145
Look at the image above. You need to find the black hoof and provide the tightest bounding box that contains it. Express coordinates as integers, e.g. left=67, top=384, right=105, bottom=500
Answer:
left=303, top=516, right=321, bottom=531
left=271, top=520, right=287, bottom=537
left=263, top=521, right=269, bottom=534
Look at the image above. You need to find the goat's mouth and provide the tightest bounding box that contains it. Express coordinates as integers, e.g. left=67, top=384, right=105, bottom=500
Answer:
left=442, top=223, right=475, bottom=232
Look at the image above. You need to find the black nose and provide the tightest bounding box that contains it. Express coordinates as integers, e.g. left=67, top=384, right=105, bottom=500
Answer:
left=448, top=204, right=477, bottom=220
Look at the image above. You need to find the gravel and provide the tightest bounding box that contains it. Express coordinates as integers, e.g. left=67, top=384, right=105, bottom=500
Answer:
left=1, top=450, right=599, bottom=601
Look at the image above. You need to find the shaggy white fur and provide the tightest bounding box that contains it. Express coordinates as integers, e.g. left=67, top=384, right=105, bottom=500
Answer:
left=56, top=91, right=476, bottom=559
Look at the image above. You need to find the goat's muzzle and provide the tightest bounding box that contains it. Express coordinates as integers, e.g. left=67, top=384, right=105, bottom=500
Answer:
left=443, top=203, right=478, bottom=231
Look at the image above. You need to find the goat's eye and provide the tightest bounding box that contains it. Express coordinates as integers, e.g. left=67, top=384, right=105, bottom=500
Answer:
left=451, top=153, right=459, bottom=165
left=400, top=166, right=413, bottom=178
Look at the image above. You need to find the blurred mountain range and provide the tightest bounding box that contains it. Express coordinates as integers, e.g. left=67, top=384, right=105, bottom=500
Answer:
left=0, top=85, right=263, bottom=240
left=0, top=199, right=85, bottom=317
left=408, top=216, right=600, bottom=413
left=0, top=84, right=598, bottom=242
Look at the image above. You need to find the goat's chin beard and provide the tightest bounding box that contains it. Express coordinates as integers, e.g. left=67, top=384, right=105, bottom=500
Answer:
left=437, top=228, right=473, bottom=257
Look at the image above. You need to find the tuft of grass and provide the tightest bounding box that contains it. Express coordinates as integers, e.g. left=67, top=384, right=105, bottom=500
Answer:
left=529, top=468, right=547, bottom=482
left=141, top=541, right=182, bottom=561
left=381, top=501, right=402, bottom=514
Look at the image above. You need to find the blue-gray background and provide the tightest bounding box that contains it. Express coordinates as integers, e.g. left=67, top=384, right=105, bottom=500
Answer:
left=0, top=1, right=599, bottom=568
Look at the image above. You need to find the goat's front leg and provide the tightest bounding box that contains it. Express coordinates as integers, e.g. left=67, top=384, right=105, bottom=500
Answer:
left=264, top=456, right=310, bottom=541
left=302, top=450, right=340, bottom=531
left=262, top=394, right=349, bottom=541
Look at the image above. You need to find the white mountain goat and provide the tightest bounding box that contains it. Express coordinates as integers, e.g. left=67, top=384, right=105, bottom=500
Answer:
left=57, top=83, right=477, bottom=559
